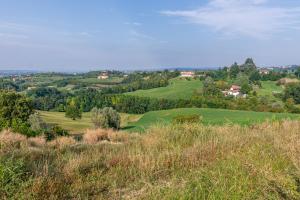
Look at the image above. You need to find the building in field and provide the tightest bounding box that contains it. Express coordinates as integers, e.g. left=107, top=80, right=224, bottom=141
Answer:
left=180, top=71, right=195, bottom=78
left=98, top=72, right=109, bottom=80
left=223, top=85, right=246, bottom=98
left=259, top=68, right=270, bottom=75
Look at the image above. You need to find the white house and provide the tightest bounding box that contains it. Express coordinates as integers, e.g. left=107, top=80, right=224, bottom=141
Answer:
left=223, top=85, right=246, bottom=98
left=98, top=72, right=109, bottom=80
left=180, top=71, right=195, bottom=78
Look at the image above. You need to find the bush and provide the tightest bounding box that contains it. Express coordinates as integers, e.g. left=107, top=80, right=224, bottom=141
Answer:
left=28, top=112, right=48, bottom=132
left=172, top=115, right=203, bottom=124
left=11, top=119, right=39, bottom=137
left=44, top=125, right=69, bottom=141
left=91, top=107, right=120, bottom=129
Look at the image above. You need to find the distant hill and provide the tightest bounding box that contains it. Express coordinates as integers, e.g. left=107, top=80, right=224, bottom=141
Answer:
left=0, top=70, right=38, bottom=77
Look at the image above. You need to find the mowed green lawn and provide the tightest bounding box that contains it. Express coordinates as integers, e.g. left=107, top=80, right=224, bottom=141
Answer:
left=126, top=108, right=300, bottom=132
left=39, top=111, right=141, bottom=133
left=126, top=78, right=203, bottom=99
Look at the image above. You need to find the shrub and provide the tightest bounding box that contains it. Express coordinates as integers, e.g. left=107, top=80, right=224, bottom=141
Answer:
left=91, top=107, right=120, bottom=129
left=28, top=112, right=48, bottom=132
left=44, top=125, right=69, bottom=141
left=11, top=119, right=38, bottom=137
left=172, top=115, right=203, bottom=124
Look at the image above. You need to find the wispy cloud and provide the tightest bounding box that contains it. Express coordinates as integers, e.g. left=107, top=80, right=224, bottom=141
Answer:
left=124, top=22, right=142, bottom=26
left=161, top=0, right=300, bottom=38
left=129, top=30, right=155, bottom=40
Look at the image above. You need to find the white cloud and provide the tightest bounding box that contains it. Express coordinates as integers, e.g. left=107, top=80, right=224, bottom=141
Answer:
left=161, top=0, right=300, bottom=38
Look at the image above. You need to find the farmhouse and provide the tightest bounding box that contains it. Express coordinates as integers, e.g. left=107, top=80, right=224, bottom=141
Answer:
left=180, top=71, right=195, bottom=78
left=223, top=85, right=246, bottom=98
left=259, top=68, right=270, bottom=75
left=98, top=72, right=109, bottom=80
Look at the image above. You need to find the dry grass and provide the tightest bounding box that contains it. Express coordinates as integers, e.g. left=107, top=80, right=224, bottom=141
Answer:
left=1, top=121, right=300, bottom=199
left=83, top=128, right=129, bottom=144
left=48, top=136, right=77, bottom=149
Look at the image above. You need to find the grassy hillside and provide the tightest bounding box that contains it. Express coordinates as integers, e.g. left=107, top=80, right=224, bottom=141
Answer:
left=126, top=108, right=300, bottom=131
left=126, top=78, right=203, bottom=99
left=1, top=121, right=300, bottom=199
left=256, top=81, right=284, bottom=97
left=40, top=111, right=141, bottom=133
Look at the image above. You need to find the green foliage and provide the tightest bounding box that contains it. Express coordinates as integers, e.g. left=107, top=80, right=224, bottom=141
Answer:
left=44, top=125, right=69, bottom=141
left=202, top=77, right=222, bottom=97
left=230, top=62, right=240, bottom=79
left=241, top=83, right=252, bottom=94
left=91, top=107, right=120, bottom=129
left=28, top=112, right=48, bottom=132
left=0, top=90, right=34, bottom=135
left=0, top=158, right=28, bottom=199
left=65, top=99, right=82, bottom=120
left=27, top=87, right=68, bottom=111
left=283, top=83, right=300, bottom=104
left=235, top=73, right=250, bottom=86
left=172, top=114, right=203, bottom=124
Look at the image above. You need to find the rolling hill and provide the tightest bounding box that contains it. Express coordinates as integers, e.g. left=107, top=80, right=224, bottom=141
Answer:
left=126, top=77, right=203, bottom=100
left=126, top=108, right=300, bottom=132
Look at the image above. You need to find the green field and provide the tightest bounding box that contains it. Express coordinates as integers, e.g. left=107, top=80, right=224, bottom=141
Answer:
left=75, top=77, right=123, bottom=84
left=126, top=78, right=203, bottom=99
left=40, top=108, right=300, bottom=133
left=39, top=111, right=141, bottom=133
left=126, top=79, right=284, bottom=100
left=256, top=81, right=284, bottom=97
left=126, top=108, right=300, bottom=132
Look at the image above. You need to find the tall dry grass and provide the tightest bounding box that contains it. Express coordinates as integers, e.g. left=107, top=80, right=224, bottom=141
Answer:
left=0, top=121, right=300, bottom=199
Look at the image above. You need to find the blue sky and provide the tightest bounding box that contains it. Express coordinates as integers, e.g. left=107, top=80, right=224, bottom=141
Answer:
left=0, top=0, right=300, bottom=71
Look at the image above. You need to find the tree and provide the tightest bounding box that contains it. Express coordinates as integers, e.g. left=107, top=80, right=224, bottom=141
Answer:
left=240, top=58, right=257, bottom=74
left=235, top=73, right=250, bottom=86
left=249, top=70, right=261, bottom=83
left=240, top=83, right=252, bottom=94
left=283, top=83, right=300, bottom=104
left=202, top=77, right=222, bottom=97
left=65, top=99, right=82, bottom=120
left=0, top=90, right=33, bottom=128
left=230, top=62, right=240, bottom=79
left=91, top=107, right=120, bottom=129
left=28, top=112, right=47, bottom=131
left=295, top=67, right=300, bottom=78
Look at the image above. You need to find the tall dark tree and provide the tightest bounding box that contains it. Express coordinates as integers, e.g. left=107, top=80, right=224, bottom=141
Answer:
left=229, top=62, right=240, bottom=79
left=241, top=58, right=257, bottom=74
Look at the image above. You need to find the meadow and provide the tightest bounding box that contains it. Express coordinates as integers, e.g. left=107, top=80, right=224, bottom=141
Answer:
left=39, top=111, right=142, bottom=133
left=126, top=77, right=203, bottom=100
left=126, top=78, right=284, bottom=101
left=1, top=121, right=300, bottom=199
left=256, top=81, right=284, bottom=97
left=127, top=108, right=300, bottom=131
left=40, top=108, right=300, bottom=133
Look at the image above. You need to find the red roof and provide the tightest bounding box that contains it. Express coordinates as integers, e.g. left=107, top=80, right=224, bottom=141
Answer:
left=231, top=85, right=241, bottom=90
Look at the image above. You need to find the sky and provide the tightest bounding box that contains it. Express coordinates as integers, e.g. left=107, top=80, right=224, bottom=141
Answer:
left=0, top=0, right=300, bottom=71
